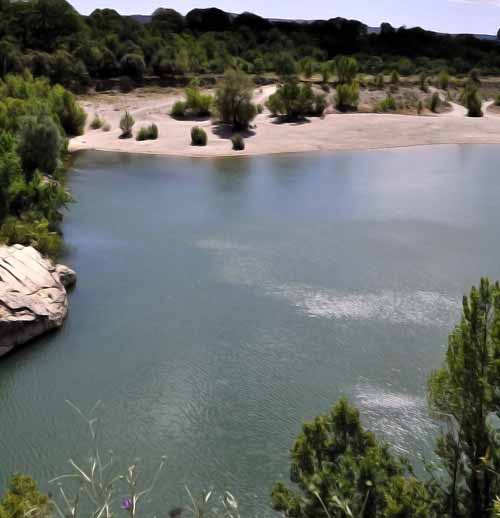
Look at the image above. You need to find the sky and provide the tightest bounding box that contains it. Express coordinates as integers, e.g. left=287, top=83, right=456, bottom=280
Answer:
left=71, top=0, right=500, bottom=35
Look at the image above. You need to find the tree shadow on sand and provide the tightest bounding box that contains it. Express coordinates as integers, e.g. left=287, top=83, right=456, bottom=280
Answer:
left=212, top=123, right=256, bottom=140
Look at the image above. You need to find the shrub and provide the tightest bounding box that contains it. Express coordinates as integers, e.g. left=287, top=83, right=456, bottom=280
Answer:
left=136, top=124, right=158, bottom=141
left=90, top=114, right=103, bottom=129
left=231, top=134, right=245, bottom=151
left=335, top=81, right=359, bottom=112
left=191, top=126, right=207, bottom=146
left=185, top=83, right=213, bottom=117
left=419, top=73, right=428, bottom=92
left=120, top=53, right=146, bottom=80
left=171, top=100, right=187, bottom=118
left=495, top=94, right=500, bottom=107
left=391, top=69, right=400, bottom=85
left=256, top=103, right=263, bottom=114
left=119, top=110, right=135, bottom=138
left=119, top=76, right=133, bottom=93
left=429, top=92, right=440, bottom=113
left=0, top=474, right=51, bottom=518
left=266, top=81, right=326, bottom=120
left=417, top=100, right=424, bottom=115
left=214, top=69, right=257, bottom=130
left=375, top=95, right=397, bottom=113
left=53, top=89, right=87, bottom=136
left=462, top=84, right=483, bottom=117
left=319, top=61, right=334, bottom=83
left=336, top=56, right=358, bottom=84
left=375, top=73, right=384, bottom=89
left=18, top=116, right=62, bottom=178
left=438, top=70, right=450, bottom=90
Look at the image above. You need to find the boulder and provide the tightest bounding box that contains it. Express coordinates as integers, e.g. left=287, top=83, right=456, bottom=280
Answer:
left=0, top=244, right=76, bottom=357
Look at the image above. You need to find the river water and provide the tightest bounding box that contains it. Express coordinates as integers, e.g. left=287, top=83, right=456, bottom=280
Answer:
left=2, top=145, right=500, bottom=515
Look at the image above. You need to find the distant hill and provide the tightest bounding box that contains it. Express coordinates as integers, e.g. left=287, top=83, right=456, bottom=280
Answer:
left=129, top=10, right=497, bottom=41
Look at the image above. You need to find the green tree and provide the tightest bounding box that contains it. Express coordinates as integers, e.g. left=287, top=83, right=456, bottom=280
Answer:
left=272, top=398, right=434, bottom=518
left=18, top=116, right=62, bottom=179
left=266, top=80, right=326, bottom=120
left=214, top=69, right=256, bottom=130
left=336, top=56, right=358, bottom=84
left=461, top=84, right=483, bottom=117
left=428, top=278, right=500, bottom=518
left=119, top=110, right=135, bottom=138
left=0, top=474, right=51, bottom=518
left=335, top=81, right=360, bottom=112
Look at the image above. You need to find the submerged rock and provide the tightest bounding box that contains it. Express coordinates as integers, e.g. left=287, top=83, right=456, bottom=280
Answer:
left=0, top=244, right=76, bottom=357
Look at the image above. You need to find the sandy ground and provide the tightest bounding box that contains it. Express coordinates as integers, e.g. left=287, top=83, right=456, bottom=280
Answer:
left=69, top=86, right=500, bottom=157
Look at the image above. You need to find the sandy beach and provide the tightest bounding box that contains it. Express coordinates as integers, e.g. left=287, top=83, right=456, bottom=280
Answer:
left=70, top=86, right=500, bottom=157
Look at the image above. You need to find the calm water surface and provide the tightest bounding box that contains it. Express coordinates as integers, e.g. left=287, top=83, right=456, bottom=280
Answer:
left=2, top=145, right=500, bottom=515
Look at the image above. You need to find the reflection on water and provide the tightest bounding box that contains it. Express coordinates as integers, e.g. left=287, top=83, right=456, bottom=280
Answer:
left=2, top=145, right=500, bottom=516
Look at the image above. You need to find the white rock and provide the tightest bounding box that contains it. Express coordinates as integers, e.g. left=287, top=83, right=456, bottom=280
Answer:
left=0, top=245, right=75, bottom=357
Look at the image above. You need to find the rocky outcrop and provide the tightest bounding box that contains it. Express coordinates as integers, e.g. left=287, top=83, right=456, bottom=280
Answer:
left=0, top=244, right=76, bottom=357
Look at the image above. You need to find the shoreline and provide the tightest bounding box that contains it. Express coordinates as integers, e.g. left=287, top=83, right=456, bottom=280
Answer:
left=70, top=89, right=500, bottom=159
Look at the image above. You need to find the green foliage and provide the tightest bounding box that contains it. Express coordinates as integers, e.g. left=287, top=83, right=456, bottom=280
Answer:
left=18, top=116, right=62, bottom=178
left=335, top=81, right=359, bottom=112
left=119, top=110, right=135, bottom=137
left=231, top=134, right=245, bottom=151
left=461, top=83, right=483, bottom=117
left=391, top=70, right=400, bottom=85
left=120, top=53, right=146, bottom=80
left=375, top=73, right=384, bottom=89
left=272, top=398, right=434, bottom=518
left=336, top=56, right=358, bottom=84
left=179, top=82, right=213, bottom=117
left=0, top=474, right=51, bottom=518
left=495, top=94, right=500, bottom=107
left=90, top=114, right=103, bottom=129
left=191, top=126, right=207, bottom=146
left=299, top=57, right=316, bottom=79
left=214, top=69, right=256, bottom=130
left=419, top=72, right=428, bottom=92
left=438, top=70, right=450, bottom=90
left=171, top=100, right=187, bottom=118
left=256, top=103, right=264, bottom=114
left=267, top=80, right=327, bottom=120
left=428, top=278, right=500, bottom=518
left=429, top=93, right=440, bottom=113
left=375, top=94, right=397, bottom=113
left=136, top=123, right=158, bottom=141
left=275, top=53, right=298, bottom=79
left=319, top=62, right=335, bottom=84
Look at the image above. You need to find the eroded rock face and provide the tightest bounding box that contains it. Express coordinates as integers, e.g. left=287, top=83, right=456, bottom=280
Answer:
left=0, top=244, right=76, bottom=357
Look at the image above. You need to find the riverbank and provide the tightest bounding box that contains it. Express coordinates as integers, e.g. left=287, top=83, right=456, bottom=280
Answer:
left=69, top=87, right=500, bottom=157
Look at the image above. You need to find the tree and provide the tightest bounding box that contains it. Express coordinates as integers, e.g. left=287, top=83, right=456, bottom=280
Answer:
left=272, top=398, right=434, bottom=518
left=214, top=69, right=256, bottom=130
left=267, top=80, right=326, bottom=120
left=462, top=83, right=483, bottom=117
left=0, top=474, right=51, bottom=518
left=336, top=56, right=358, bottom=84
left=428, top=278, right=500, bottom=518
left=18, top=116, right=62, bottom=179
left=335, top=82, right=359, bottom=112
left=120, top=53, right=146, bottom=80
left=119, top=110, right=135, bottom=138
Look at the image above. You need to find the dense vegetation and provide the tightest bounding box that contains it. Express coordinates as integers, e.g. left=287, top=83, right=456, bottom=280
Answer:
left=2, top=0, right=500, bottom=91
left=2, top=279, right=500, bottom=517
left=0, top=73, right=85, bottom=256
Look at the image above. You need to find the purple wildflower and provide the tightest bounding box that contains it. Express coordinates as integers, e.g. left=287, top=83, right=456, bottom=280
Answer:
left=121, top=498, right=133, bottom=511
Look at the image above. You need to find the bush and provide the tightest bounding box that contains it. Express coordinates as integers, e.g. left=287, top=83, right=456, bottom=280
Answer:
left=336, top=56, right=358, bottom=84
left=185, top=83, right=213, bottom=117
left=429, top=92, right=440, bottom=113
left=256, top=103, right=263, bottom=114
left=419, top=72, right=428, bottom=92
left=0, top=474, right=51, bottom=518
left=120, top=53, right=146, bottom=80
left=375, top=73, right=384, bottom=89
left=375, top=95, right=397, bottom=113
left=391, top=69, right=400, bottom=85
left=90, top=114, right=103, bottom=129
left=335, top=81, right=359, bottom=112
left=214, top=69, right=256, bottom=130
left=119, top=110, right=135, bottom=138
left=191, top=126, right=207, bottom=146
left=438, top=70, right=450, bottom=90
left=171, top=100, right=187, bottom=118
left=52, top=89, right=87, bottom=136
left=119, top=76, right=133, bottom=93
left=231, top=134, right=245, bottom=151
left=136, top=124, right=158, bottom=141
left=267, top=81, right=327, bottom=120
left=18, top=116, right=62, bottom=178
left=462, top=84, right=483, bottom=117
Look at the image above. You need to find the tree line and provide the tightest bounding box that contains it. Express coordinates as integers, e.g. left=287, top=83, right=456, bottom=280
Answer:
left=2, top=0, right=500, bottom=91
